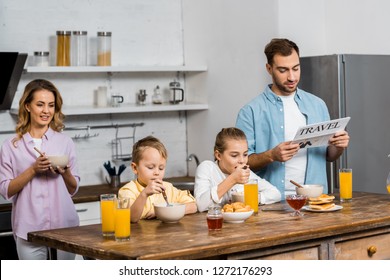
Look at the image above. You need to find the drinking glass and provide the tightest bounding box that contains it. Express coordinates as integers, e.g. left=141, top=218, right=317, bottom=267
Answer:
left=339, top=168, right=352, bottom=202
left=244, top=178, right=258, bottom=214
left=100, top=194, right=116, bottom=237
left=115, top=197, right=131, bottom=241
left=286, top=194, right=307, bottom=216
left=386, top=171, right=390, bottom=194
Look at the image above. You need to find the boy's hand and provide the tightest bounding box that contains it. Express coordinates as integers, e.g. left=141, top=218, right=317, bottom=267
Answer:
left=144, top=179, right=165, bottom=196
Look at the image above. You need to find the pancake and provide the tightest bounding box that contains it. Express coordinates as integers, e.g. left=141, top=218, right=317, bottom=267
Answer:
left=309, top=203, right=335, bottom=210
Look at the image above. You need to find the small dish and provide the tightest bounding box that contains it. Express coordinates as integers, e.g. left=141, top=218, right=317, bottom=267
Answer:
left=302, top=205, right=343, bottom=212
left=222, top=210, right=254, bottom=223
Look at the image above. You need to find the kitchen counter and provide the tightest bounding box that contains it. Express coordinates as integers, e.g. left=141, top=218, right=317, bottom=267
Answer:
left=0, top=176, right=195, bottom=211
left=27, top=192, right=390, bottom=260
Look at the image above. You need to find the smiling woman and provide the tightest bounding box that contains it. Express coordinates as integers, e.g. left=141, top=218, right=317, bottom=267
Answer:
left=0, top=79, right=80, bottom=260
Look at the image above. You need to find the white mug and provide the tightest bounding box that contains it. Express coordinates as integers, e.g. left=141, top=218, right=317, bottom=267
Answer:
left=111, top=95, right=124, bottom=107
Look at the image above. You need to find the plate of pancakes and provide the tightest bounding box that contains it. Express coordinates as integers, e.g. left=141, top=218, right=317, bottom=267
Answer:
left=302, top=194, right=343, bottom=212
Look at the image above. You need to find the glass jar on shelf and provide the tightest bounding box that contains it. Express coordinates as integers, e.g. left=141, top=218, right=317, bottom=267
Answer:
left=33, top=51, right=50, bottom=67
left=56, top=30, right=71, bottom=66
left=97, top=31, right=112, bottom=66
left=71, top=31, right=88, bottom=66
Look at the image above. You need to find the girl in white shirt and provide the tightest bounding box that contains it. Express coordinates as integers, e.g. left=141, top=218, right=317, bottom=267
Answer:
left=194, top=127, right=281, bottom=212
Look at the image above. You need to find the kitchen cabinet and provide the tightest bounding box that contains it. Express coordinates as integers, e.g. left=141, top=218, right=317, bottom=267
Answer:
left=332, top=228, right=390, bottom=260
left=13, top=65, right=208, bottom=116
left=74, top=201, right=101, bottom=226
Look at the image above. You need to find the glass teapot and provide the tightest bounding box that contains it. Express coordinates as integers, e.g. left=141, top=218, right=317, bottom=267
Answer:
left=169, top=80, right=184, bottom=104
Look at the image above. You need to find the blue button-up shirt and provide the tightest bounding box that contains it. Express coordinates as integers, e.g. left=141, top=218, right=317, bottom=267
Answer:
left=236, top=85, right=330, bottom=199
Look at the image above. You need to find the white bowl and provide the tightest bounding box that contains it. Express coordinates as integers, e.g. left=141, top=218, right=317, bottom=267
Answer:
left=154, top=203, right=186, bottom=223
left=47, top=155, right=69, bottom=169
left=222, top=210, right=254, bottom=223
left=296, top=184, right=324, bottom=198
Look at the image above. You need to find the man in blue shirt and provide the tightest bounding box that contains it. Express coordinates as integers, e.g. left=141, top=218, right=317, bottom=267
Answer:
left=236, top=38, right=350, bottom=199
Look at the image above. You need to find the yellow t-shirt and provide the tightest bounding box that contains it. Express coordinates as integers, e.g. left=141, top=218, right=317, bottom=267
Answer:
left=118, top=180, right=195, bottom=220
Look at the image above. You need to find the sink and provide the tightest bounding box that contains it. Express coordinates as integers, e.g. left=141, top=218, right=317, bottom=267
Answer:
left=165, top=176, right=195, bottom=193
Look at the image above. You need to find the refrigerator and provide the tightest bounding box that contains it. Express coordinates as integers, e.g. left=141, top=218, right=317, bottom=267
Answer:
left=299, top=54, right=390, bottom=194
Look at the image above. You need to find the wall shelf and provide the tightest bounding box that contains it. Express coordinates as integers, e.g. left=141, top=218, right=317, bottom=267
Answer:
left=10, top=102, right=208, bottom=116
left=18, top=64, right=208, bottom=116
left=24, top=65, right=207, bottom=73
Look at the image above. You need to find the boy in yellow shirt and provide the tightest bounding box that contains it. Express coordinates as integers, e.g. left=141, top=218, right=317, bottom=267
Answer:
left=119, top=136, right=197, bottom=222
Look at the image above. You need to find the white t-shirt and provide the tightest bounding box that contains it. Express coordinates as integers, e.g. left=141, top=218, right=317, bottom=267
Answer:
left=32, top=138, right=43, bottom=158
left=194, top=160, right=282, bottom=212
left=280, top=93, right=307, bottom=195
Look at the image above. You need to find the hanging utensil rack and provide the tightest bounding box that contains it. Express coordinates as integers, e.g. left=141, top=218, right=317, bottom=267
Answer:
left=111, top=123, right=141, bottom=162
left=65, top=122, right=143, bottom=141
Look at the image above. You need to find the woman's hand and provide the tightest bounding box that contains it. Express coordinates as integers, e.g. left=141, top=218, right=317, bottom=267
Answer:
left=32, top=155, right=51, bottom=174
left=49, top=164, right=69, bottom=174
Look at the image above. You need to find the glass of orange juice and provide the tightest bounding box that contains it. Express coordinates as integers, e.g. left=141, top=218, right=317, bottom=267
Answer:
left=100, top=194, right=116, bottom=237
left=244, top=178, right=258, bottom=214
left=115, top=197, right=131, bottom=242
left=339, top=168, right=352, bottom=202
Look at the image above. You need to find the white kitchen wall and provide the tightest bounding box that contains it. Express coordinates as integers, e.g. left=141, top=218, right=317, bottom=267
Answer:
left=278, top=0, right=390, bottom=56
left=183, top=0, right=278, bottom=174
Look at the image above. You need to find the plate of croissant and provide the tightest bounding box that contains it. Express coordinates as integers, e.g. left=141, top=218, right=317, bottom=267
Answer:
left=222, top=202, right=254, bottom=223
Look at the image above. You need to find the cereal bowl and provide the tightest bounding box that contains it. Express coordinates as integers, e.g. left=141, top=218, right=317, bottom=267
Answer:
left=154, top=203, right=185, bottom=223
left=296, top=184, right=324, bottom=198
left=47, top=155, right=69, bottom=169
left=222, top=210, right=254, bottom=223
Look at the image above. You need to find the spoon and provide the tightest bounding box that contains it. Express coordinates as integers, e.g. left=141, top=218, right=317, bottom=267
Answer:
left=290, top=180, right=304, bottom=188
left=161, top=189, right=172, bottom=207
left=34, top=147, right=45, bottom=157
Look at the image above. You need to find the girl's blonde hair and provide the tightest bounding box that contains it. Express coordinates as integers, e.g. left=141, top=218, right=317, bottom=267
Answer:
left=132, top=136, right=168, bottom=164
left=13, top=79, right=65, bottom=145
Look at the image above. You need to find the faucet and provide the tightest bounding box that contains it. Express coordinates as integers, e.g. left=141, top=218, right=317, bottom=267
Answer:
left=187, top=153, right=200, bottom=167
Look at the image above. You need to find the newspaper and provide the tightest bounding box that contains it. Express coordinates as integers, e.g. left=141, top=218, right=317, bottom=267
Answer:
left=292, top=117, right=351, bottom=148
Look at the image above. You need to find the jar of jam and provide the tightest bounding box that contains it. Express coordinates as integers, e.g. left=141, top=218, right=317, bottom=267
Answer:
left=207, top=204, right=223, bottom=230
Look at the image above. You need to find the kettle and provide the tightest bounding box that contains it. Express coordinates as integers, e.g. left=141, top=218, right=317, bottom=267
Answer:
left=169, top=81, right=184, bottom=104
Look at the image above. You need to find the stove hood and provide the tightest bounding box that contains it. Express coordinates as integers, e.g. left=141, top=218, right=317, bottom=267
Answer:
left=0, top=52, right=27, bottom=111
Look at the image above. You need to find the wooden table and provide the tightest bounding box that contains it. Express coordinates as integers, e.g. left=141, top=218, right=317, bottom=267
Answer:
left=27, top=192, right=390, bottom=260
